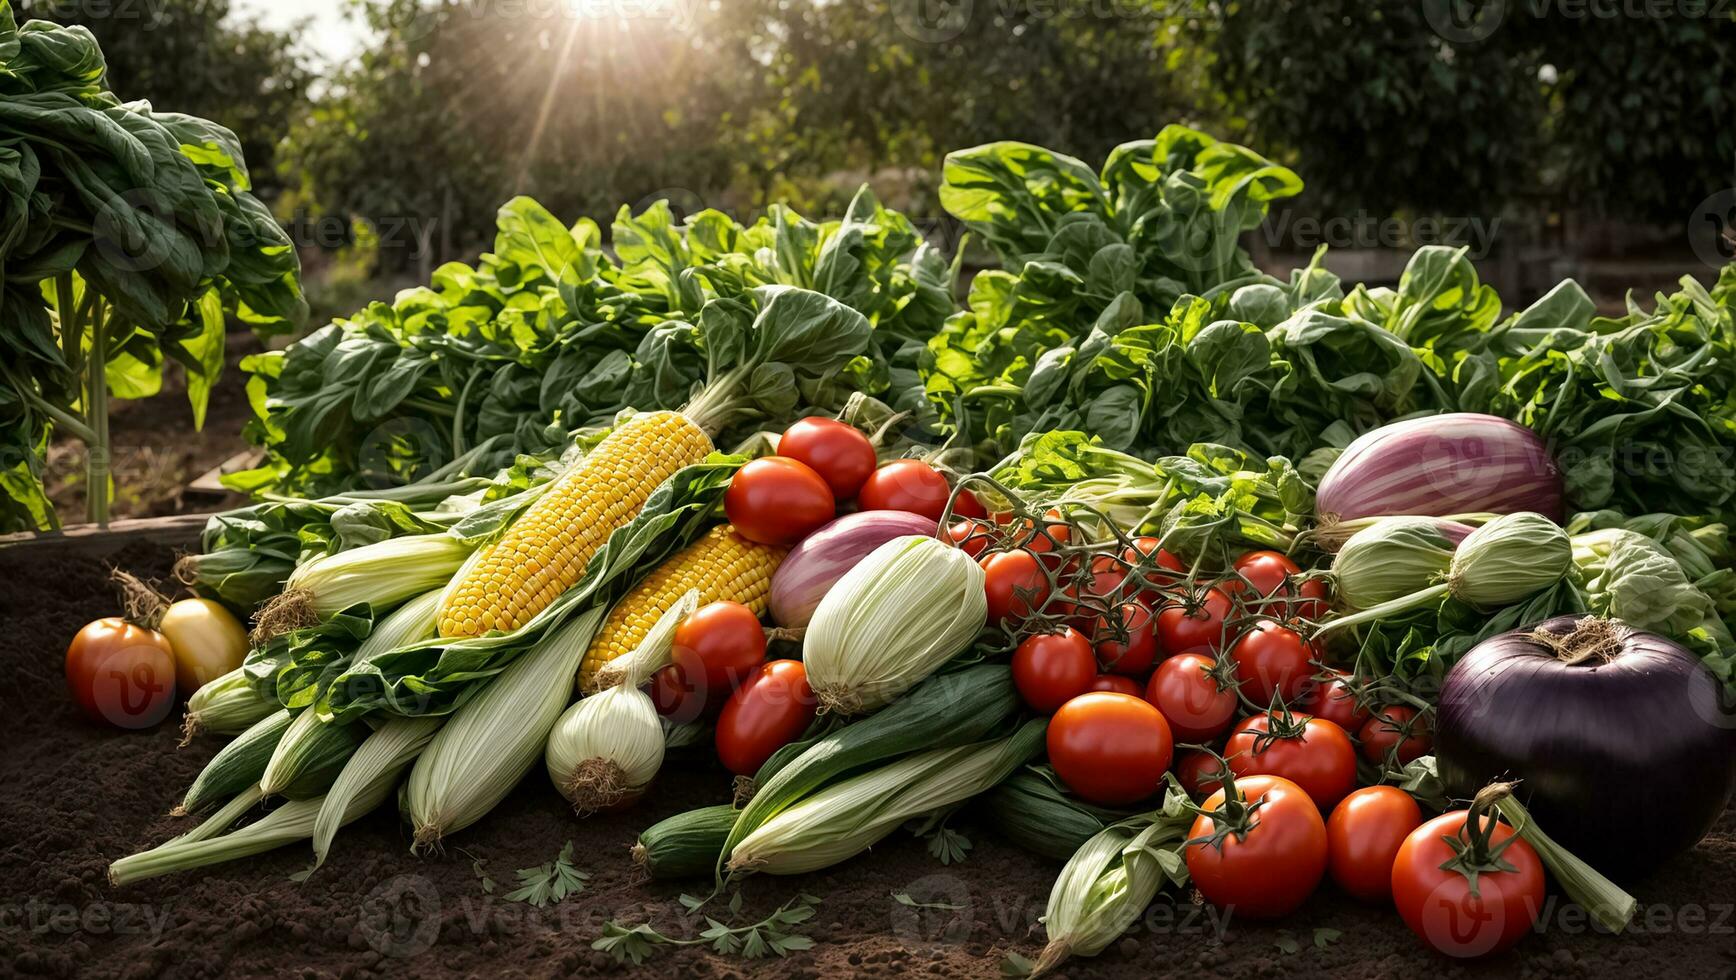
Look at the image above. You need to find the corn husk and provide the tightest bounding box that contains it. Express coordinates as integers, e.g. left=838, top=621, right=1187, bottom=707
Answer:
left=1449, top=511, right=1571, bottom=609
left=310, top=716, right=442, bottom=871
left=109, top=766, right=401, bottom=887
left=402, top=604, right=606, bottom=850
left=802, top=535, right=987, bottom=714
left=253, top=534, right=473, bottom=640
left=727, top=718, right=1045, bottom=876
left=1332, top=516, right=1471, bottom=610
left=181, top=667, right=277, bottom=745
left=1032, top=785, right=1194, bottom=977
left=355, top=588, right=443, bottom=660
left=259, top=708, right=368, bottom=797
left=546, top=592, right=695, bottom=814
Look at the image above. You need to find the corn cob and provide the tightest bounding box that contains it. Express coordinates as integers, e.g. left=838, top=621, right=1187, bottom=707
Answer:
left=437, top=410, right=713, bottom=639
left=578, top=524, right=787, bottom=689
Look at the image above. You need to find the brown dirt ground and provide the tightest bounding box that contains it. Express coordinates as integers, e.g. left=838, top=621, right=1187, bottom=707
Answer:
left=2, top=539, right=1733, bottom=980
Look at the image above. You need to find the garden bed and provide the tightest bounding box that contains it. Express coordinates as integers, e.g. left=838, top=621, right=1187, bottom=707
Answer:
left=2, top=536, right=1732, bottom=979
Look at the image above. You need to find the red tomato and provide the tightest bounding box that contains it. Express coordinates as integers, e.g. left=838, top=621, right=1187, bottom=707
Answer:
left=944, top=518, right=996, bottom=558
left=1231, top=550, right=1331, bottom=619
left=1225, top=712, right=1358, bottom=810
left=981, top=550, right=1050, bottom=626
left=671, top=601, right=767, bottom=702
left=950, top=489, right=988, bottom=519
left=1123, top=536, right=1185, bottom=578
left=1186, top=774, right=1328, bottom=919
left=1143, top=652, right=1237, bottom=743
left=65, top=618, right=176, bottom=729
left=776, top=418, right=877, bottom=500
left=1300, top=669, right=1372, bottom=733
left=1047, top=692, right=1173, bottom=806
left=725, top=457, right=836, bottom=546
left=1086, top=674, right=1142, bottom=697
left=1392, top=809, right=1545, bottom=957
left=1328, top=786, right=1423, bottom=901
left=1229, top=620, right=1314, bottom=705
left=1360, top=705, right=1433, bottom=766
left=1011, top=508, right=1072, bottom=555
left=1092, top=602, right=1159, bottom=676
left=857, top=459, right=954, bottom=520
left=1229, top=550, right=1300, bottom=596
left=1012, top=628, right=1097, bottom=714
left=1173, top=749, right=1229, bottom=798
left=1155, top=587, right=1235, bottom=653
left=715, top=660, right=816, bottom=776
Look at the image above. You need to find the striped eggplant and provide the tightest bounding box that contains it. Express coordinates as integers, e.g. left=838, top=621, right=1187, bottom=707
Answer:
left=1316, top=414, right=1564, bottom=535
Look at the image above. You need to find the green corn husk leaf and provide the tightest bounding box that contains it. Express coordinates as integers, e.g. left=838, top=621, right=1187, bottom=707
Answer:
left=402, top=605, right=607, bottom=850
left=173, top=784, right=266, bottom=846
left=1448, top=512, right=1572, bottom=609
left=252, top=534, right=474, bottom=641
left=110, top=768, right=402, bottom=887
left=259, top=709, right=369, bottom=798
left=984, top=766, right=1139, bottom=861
left=1332, top=517, right=1470, bottom=611
left=310, top=716, right=443, bottom=872
left=726, top=718, right=1046, bottom=876
left=718, top=665, right=1020, bottom=877
left=181, top=667, right=277, bottom=744
left=1033, top=784, right=1194, bottom=976
left=176, top=709, right=294, bottom=815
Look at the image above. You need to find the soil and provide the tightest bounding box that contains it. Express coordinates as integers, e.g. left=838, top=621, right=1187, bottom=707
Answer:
left=2, top=540, right=1734, bottom=980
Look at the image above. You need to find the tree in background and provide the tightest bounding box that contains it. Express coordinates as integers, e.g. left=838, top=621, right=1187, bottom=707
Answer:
left=23, top=0, right=310, bottom=196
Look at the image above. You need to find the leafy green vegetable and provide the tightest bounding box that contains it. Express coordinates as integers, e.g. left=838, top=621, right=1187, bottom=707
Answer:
left=232, top=186, right=952, bottom=497
left=0, top=2, right=304, bottom=528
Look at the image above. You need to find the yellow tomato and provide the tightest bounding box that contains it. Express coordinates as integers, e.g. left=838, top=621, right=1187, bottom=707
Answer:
left=158, top=598, right=248, bottom=692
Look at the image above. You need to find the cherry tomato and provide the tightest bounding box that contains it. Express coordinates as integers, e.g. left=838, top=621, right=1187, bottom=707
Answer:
left=725, top=457, right=836, bottom=546
left=1047, top=692, right=1173, bottom=806
left=1232, top=550, right=1301, bottom=594
left=776, top=417, right=877, bottom=500
left=1186, top=774, right=1328, bottom=919
left=1143, top=652, right=1237, bottom=742
left=1225, top=712, right=1358, bottom=810
left=1012, top=628, right=1097, bottom=714
left=1173, top=750, right=1229, bottom=798
left=950, top=489, right=988, bottom=519
left=1155, top=587, right=1235, bottom=653
left=1010, top=508, right=1072, bottom=556
left=65, top=618, right=176, bottom=729
left=715, top=660, right=816, bottom=776
left=1086, top=674, right=1143, bottom=697
left=671, top=601, right=767, bottom=702
left=1391, top=809, right=1545, bottom=957
left=857, top=459, right=957, bottom=520
left=1327, top=786, right=1423, bottom=901
left=1360, top=705, right=1433, bottom=766
left=1300, top=669, right=1372, bottom=733
left=1230, top=550, right=1332, bottom=619
left=981, top=550, right=1050, bottom=626
left=1229, top=620, right=1314, bottom=705
left=1092, top=602, right=1159, bottom=676
left=648, top=663, right=706, bottom=723
left=944, top=518, right=996, bottom=558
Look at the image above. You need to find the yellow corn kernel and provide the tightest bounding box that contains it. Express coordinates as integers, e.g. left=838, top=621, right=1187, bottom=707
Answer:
left=437, top=411, right=713, bottom=638
left=577, top=525, right=787, bottom=690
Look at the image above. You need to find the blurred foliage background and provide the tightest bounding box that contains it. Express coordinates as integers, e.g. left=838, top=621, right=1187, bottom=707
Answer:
left=26, top=0, right=1736, bottom=302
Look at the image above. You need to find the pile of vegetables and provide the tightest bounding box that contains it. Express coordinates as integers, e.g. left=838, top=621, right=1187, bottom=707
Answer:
left=38, top=48, right=1728, bottom=967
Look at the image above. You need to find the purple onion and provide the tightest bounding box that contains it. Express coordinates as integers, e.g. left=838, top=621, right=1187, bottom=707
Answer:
left=769, top=510, right=938, bottom=627
left=1316, top=414, right=1564, bottom=527
left=1437, top=615, right=1736, bottom=880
